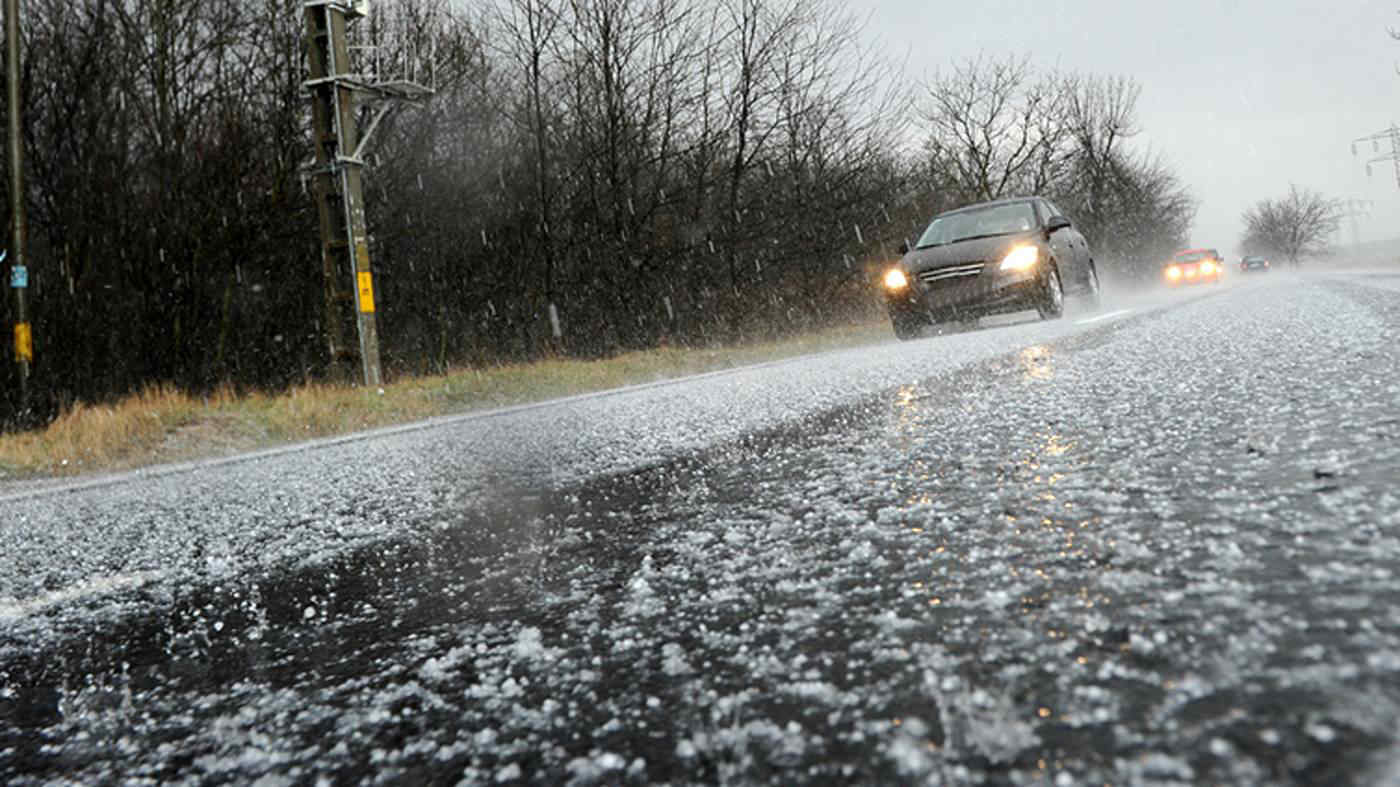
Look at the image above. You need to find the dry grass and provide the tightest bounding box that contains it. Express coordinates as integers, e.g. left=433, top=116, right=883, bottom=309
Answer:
left=0, top=384, right=216, bottom=476
left=0, top=318, right=889, bottom=479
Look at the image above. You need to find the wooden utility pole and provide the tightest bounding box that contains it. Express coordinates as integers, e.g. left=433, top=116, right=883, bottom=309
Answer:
left=304, top=0, right=380, bottom=385
left=6, top=0, right=29, bottom=406
left=303, top=0, right=430, bottom=386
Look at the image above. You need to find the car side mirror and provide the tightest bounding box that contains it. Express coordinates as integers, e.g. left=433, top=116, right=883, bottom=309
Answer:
left=897, top=239, right=909, bottom=255
left=1045, top=215, right=1072, bottom=234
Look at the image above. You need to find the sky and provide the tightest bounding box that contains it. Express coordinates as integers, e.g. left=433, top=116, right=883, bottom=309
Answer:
left=857, top=0, right=1400, bottom=256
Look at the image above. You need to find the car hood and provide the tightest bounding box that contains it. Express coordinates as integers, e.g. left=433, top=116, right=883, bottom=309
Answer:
left=904, top=233, right=1038, bottom=272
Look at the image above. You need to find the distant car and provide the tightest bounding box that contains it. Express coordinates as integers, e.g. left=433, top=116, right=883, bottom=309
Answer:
left=1163, top=248, right=1224, bottom=285
left=880, top=196, right=1101, bottom=339
left=1240, top=255, right=1271, bottom=273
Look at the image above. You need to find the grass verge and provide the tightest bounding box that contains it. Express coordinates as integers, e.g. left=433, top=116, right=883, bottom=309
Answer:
left=0, top=318, right=890, bottom=480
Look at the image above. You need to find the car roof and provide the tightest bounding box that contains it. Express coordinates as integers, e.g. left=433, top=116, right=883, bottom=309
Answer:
left=936, top=196, right=1041, bottom=218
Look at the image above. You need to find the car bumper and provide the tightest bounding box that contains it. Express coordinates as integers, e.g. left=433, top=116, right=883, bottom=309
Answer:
left=1165, top=272, right=1221, bottom=286
left=884, top=265, right=1042, bottom=322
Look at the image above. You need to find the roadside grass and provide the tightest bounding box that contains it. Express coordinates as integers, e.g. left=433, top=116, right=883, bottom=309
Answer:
left=0, top=318, right=891, bottom=479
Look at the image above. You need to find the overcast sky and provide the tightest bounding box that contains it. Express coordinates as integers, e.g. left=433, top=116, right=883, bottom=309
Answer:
left=858, top=0, right=1400, bottom=255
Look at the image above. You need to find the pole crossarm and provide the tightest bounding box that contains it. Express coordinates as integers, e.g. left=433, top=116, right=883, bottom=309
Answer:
left=304, top=0, right=366, bottom=17
left=1349, top=124, right=1400, bottom=189
left=1351, top=126, right=1397, bottom=152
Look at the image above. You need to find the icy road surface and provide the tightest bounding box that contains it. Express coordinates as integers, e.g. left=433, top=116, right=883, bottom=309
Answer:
left=3, top=273, right=1400, bottom=784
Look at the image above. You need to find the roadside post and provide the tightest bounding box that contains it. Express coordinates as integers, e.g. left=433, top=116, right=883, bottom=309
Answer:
left=6, top=0, right=29, bottom=407
left=7, top=252, right=29, bottom=371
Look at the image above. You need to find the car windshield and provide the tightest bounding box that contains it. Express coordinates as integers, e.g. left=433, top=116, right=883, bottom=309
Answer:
left=915, top=202, right=1037, bottom=248
left=1171, top=251, right=1212, bottom=263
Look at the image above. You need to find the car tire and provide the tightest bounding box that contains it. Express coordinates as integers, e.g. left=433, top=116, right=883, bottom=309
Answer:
left=1037, top=266, right=1064, bottom=320
left=891, top=312, right=927, bottom=341
left=1082, top=261, right=1102, bottom=310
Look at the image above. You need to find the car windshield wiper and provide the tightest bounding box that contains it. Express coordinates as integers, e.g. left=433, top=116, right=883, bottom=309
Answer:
left=947, top=232, right=1012, bottom=244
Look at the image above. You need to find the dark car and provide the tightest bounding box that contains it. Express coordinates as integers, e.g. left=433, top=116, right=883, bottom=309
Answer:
left=1163, top=248, right=1224, bottom=285
left=881, top=197, right=1101, bottom=339
left=1240, top=255, right=1271, bottom=273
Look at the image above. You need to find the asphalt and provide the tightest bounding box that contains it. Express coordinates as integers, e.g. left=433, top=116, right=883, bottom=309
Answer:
left=2, top=271, right=1399, bottom=785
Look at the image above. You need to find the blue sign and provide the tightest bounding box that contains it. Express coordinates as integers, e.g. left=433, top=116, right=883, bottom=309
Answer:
left=10, top=265, right=27, bottom=289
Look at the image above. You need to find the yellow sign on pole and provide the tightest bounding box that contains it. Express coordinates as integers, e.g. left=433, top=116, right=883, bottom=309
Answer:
left=356, top=271, right=375, bottom=313
left=14, top=321, right=32, bottom=362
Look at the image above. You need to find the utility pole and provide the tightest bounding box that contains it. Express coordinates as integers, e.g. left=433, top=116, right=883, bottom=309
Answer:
left=303, top=0, right=429, bottom=386
left=5, top=0, right=28, bottom=407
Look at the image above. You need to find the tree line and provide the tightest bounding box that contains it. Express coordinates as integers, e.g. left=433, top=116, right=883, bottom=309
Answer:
left=0, top=0, right=1196, bottom=427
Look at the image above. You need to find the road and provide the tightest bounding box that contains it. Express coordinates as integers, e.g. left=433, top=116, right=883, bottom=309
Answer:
left=3, top=271, right=1400, bottom=785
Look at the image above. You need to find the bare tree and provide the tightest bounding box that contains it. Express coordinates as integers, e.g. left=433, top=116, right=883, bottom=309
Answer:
left=760, top=1, right=906, bottom=322
left=918, top=55, right=1070, bottom=203
left=714, top=0, right=806, bottom=292
left=1061, top=74, right=1140, bottom=240
left=1240, top=185, right=1343, bottom=267
left=1078, top=150, right=1195, bottom=278
left=492, top=0, right=565, bottom=318
left=914, top=59, right=1195, bottom=280
left=1052, top=74, right=1196, bottom=277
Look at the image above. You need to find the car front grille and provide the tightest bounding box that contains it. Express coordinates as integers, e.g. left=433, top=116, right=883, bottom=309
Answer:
left=918, top=262, right=985, bottom=285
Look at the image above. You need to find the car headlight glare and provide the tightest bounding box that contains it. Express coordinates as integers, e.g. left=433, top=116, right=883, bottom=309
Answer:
left=884, top=269, right=909, bottom=290
left=1166, top=266, right=1181, bottom=280
left=999, top=245, right=1038, bottom=272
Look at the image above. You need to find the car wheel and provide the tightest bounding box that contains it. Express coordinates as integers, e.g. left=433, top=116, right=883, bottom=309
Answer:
left=891, top=312, right=927, bottom=341
left=1037, top=266, right=1064, bottom=320
left=1082, top=261, right=1102, bottom=309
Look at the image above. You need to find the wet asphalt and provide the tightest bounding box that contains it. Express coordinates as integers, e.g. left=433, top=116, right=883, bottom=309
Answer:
left=2, top=272, right=1400, bottom=785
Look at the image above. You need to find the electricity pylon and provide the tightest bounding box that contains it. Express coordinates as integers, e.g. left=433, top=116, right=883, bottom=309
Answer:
left=1352, top=124, right=1400, bottom=189
left=1337, top=198, right=1371, bottom=256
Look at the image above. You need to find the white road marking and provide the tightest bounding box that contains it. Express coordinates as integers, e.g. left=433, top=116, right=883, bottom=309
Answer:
left=1076, top=308, right=1133, bottom=325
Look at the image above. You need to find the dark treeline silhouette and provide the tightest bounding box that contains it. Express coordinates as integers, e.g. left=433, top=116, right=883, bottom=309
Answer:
left=0, top=0, right=1193, bottom=428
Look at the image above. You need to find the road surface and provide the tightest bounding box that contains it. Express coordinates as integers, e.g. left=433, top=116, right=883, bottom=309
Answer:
left=3, top=272, right=1400, bottom=785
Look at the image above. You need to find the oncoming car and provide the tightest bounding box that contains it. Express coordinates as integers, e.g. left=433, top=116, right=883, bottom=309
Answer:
left=1163, top=248, right=1224, bottom=285
left=1240, top=255, right=1271, bottom=273
left=880, top=197, right=1101, bottom=340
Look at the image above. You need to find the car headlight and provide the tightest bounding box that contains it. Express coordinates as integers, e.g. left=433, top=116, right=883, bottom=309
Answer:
left=883, top=268, right=909, bottom=290
left=1166, top=266, right=1182, bottom=280
left=999, top=245, right=1038, bottom=272
left=1200, top=261, right=1216, bottom=273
